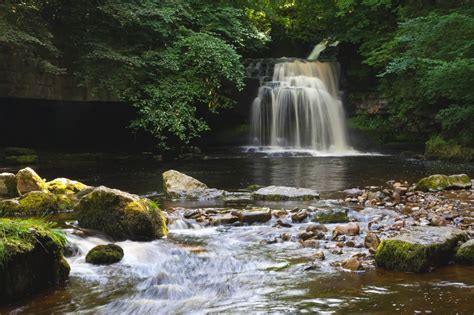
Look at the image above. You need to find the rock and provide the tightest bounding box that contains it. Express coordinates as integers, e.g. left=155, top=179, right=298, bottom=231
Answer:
left=246, top=184, right=264, bottom=192
left=291, top=209, right=308, bottom=222
left=0, top=173, right=19, bottom=198
left=306, top=223, right=328, bottom=233
left=0, top=218, right=70, bottom=304
left=415, top=174, right=471, bottom=192
left=275, top=219, right=292, bottom=228
left=272, top=209, right=288, bottom=218
left=375, top=226, right=468, bottom=272
left=0, top=191, right=73, bottom=216
left=253, top=186, right=319, bottom=201
left=298, top=232, right=314, bottom=241
left=85, top=244, right=124, bottom=265
left=76, top=186, right=167, bottom=241
left=16, top=167, right=47, bottom=194
left=313, top=209, right=348, bottom=224
left=239, top=210, right=272, bottom=224
left=364, top=232, right=380, bottom=253
left=314, top=250, right=325, bottom=260
left=430, top=214, right=447, bottom=226
left=281, top=233, right=291, bottom=241
left=210, top=213, right=240, bottom=225
left=455, top=239, right=474, bottom=265
left=302, top=239, right=320, bottom=248
left=341, top=257, right=362, bottom=271
left=343, top=188, right=364, bottom=197
left=46, top=178, right=90, bottom=195
left=162, top=170, right=224, bottom=200
left=332, top=222, right=360, bottom=239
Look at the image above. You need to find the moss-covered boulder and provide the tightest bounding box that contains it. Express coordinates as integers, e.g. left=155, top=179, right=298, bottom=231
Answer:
left=0, top=173, right=19, bottom=198
left=16, top=167, right=47, bottom=194
left=46, top=178, right=90, bottom=195
left=455, top=239, right=474, bottom=265
left=415, top=174, right=471, bottom=191
left=76, top=186, right=167, bottom=241
left=253, top=186, right=320, bottom=201
left=162, top=170, right=224, bottom=200
left=375, top=226, right=468, bottom=272
left=85, top=244, right=124, bottom=265
left=312, top=209, right=348, bottom=224
left=0, top=218, right=70, bottom=304
left=0, top=191, right=74, bottom=217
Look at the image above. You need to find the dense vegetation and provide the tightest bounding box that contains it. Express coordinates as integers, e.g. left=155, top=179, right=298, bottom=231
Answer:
left=1, top=0, right=472, bottom=155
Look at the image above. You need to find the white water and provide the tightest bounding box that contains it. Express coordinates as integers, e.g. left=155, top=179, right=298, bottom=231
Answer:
left=250, top=60, right=354, bottom=154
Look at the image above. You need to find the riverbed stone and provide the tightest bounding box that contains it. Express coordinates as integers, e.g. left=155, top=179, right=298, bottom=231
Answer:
left=76, top=186, right=167, bottom=241
left=253, top=186, right=320, bottom=201
left=16, top=167, right=47, bottom=194
left=415, top=174, right=471, bottom=192
left=46, top=178, right=90, bottom=195
left=85, top=244, right=124, bottom=265
left=0, top=173, right=19, bottom=198
left=306, top=223, right=328, bottom=233
left=239, top=209, right=272, bottom=224
left=454, top=239, right=474, bottom=265
left=375, top=226, right=468, bottom=272
left=162, top=170, right=224, bottom=200
left=341, top=257, right=362, bottom=271
left=364, top=232, right=380, bottom=253
left=313, top=208, right=348, bottom=224
left=332, top=222, right=360, bottom=239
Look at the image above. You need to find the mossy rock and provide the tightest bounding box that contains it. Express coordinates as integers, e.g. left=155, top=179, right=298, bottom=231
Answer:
left=312, top=209, right=348, bottom=224
left=5, top=155, right=39, bottom=165
left=4, top=147, right=36, bottom=156
left=415, top=174, right=471, bottom=191
left=46, top=178, right=89, bottom=195
left=85, top=244, right=124, bottom=265
left=0, top=191, right=75, bottom=217
left=76, top=186, right=167, bottom=241
left=246, top=184, right=264, bottom=192
left=0, top=218, right=70, bottom=304
left=0, top=173, right=19, bottom=198
left=375, top=226, right=468, bottom=272
left=455, top=239, right=474, bottom=265
left=16, top=167, right=47, bottom=194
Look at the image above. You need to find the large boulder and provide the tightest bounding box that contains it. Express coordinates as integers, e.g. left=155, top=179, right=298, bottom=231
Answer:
left=86, top=244, right=124, bottom=265
left=0, top=173, right=19, bottom=198
left=162, top=170, right=224, bottom=200
left=455, top=239, right=474, bottom=265
left=0, top=191, right=74, bottom=217
left=375, top=226, right=468, bottom=272
left=0, top=218, right=70, bottom=304
left=253, top=186, right=320, bottom=201
left=415, top=174, right=471, bottom=191
left=46, top=178, right=90, bottom=195
left=76, top=186, right=167, bottom=241
left=16, top=167, right=47, bottom=195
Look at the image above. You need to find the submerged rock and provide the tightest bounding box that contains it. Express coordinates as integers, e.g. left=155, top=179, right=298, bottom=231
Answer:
left=375, top=226, right=468, bottom=272
left=313, top=208, right=348, bottom=224
left=86, top=244, right=124, bottom=265
left=455, top=239, right=474, bottom=265
left=76, top=186, right=167, bottom=241
left=0, top=218, right=70, bottom=304
left=16, top=167, right=47, bottom=194
left=415, top=174, right=471, bottom=192
left=253, top=186, right=319, bottom=201
left=162, top=170, right=225, bottom=200
left=0, top=173, right=19, bottom=198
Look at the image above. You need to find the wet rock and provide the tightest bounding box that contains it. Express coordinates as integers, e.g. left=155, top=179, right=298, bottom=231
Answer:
left=272, top=209, right=288, bottom=218
left=298, top=232, right=314, bottom=241
left=46, top=178, right=90, bottom=195
left=240, top=210, right=272, bottom=224
left=332, top=222, right=360, bottom=239
left=223, top=193, right=253, bottom=206
left=0, top=173, right=19, bottom=198
left=16, top=167, right=47, bottom=194
left=291, top=209, right=308, bottom=222
left=364, top=232, right=380, bottom=253
left=341, top=257, right=363, bottom=271
left=313, top=250, right=325, bottom=261
left=415, top=174, right=471, bottom=192
left=375, top=226, right=468, bottom=272
left=85, top=244, right=124, bottom=265
left=253, top=186, right=319, bottom=201
left=313, top=208, right=348, bottom=224
left=211, top=213, right=240, bottom=225
left=302, top=239, right=320, bottom=248
left=454, top=239, right=474, bottom=265
left=306, top=223, right=328, bottom=233
left=76, top=186, right=167, bottom=241
left=281, top=233, right=291, bottom=241
left=162, top=170, right=225, bottom=200
left=275, top=219, right=292, bottom=228
left=430, top=214, right=447, bottom=226
left=343, top=188, right=364, bottom=197
left=246, top=184, right=264, bottom=192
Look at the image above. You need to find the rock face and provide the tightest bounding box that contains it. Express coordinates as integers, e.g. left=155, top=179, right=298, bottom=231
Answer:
left=253, top=186, right=320, bottom=201
left=455, top=239, right=474, bottom=265
left=46, top=178, right=89, bottom=195
left=162, top=170, right=224, bottom=200
left=0, top=173, right=19, bottom=198
left=86, top=244, right=124, bottom=265
left=375, top=226, right=468, bottom=272
left=0, top=218, right=70, bottom=304
left=16, top=167, right=47, bottom=194
left=76, top=186, right=167, bottom=241
left=415, top=174, right=471, bottom=191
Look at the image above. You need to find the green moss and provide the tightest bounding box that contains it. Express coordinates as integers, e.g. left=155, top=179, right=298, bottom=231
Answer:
left=313, top=209, right=348, bottom=224
left=246, top=184, right=263, bottom=192
left=425, top=136, right=474, bottom=162
left=415, top=175, right=450, bottom=192
left=455, top=240, right=474, bottom=265
left=85, top=244, right=124, bottom=265
left=4, top=155, right=39, bottom=165
left=46, top=178, right=88, bottom=195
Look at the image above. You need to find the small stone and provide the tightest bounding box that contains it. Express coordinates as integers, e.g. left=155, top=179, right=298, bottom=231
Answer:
left=306, top=223, right=328, bottom=233
left=341, top=257, right=363, bottom=271
left=302, top=239, right=320, bottom=248
left=314, top=250, right=325, bottom=260
left=332, top=222, right=360, bottom=239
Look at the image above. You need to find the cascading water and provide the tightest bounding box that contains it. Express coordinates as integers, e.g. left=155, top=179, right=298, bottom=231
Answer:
left=249, top=59, right=353, bottom=154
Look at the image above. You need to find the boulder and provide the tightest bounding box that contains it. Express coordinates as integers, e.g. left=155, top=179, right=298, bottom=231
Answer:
left=239, top=210, right=272, bottom=224
left=313, top=208, right=348, bottom=224
left=16, top=168, right=47, bottom=194
left=76, top=186, right=167, bottom=241
left=364, top=232, right=380, bottom=253
left=85, top=244, right=124, bottom=265
left=0, top=191, right=73, bottom=216
left=253, top=186, right=319, bottom=201
left=0, top=173, right=19, bottom=198
left=162, top=170, right=224, bottom=200
left=415, top=174, right=471, bottom=191
left=332, top=222, right=360, bottom=239
left=375, top=226, right=468, bottom=272
left=455, top=239, right=474, bottom=265
left=0, top=218, right=70, bottom=304
left=46, top=178, right=90, bottom=195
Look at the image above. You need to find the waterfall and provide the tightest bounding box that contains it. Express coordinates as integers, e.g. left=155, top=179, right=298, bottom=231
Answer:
left=249, top=59, right=353, bottom=153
